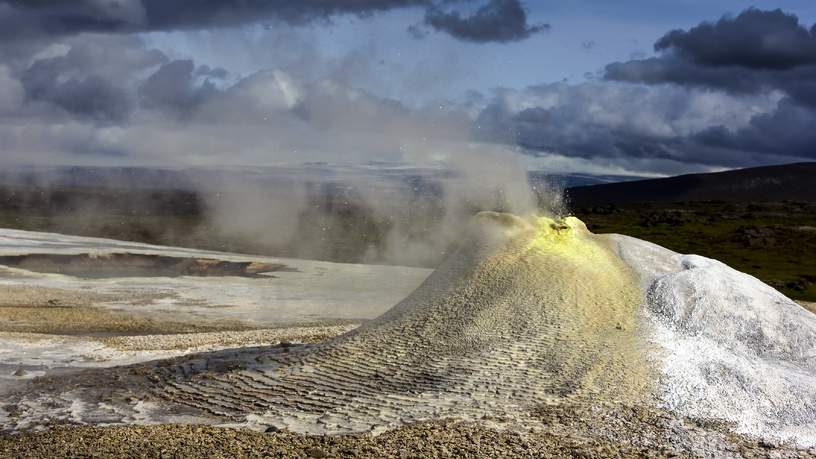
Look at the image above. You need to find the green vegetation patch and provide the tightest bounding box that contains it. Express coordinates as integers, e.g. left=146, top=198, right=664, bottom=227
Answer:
left=574, top=201, right=816, bottom=302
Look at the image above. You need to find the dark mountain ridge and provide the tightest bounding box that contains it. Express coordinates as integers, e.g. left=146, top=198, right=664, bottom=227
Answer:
left=567, top=162, right=816, bottom=206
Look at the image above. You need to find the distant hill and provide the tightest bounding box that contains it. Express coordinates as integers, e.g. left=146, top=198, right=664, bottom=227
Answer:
left=529, top=172, right=648, bottom=188
left=566, top=162, right=816, bottom=206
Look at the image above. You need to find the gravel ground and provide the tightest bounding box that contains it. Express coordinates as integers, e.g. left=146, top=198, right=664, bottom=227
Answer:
left=0, top=304, right=256, bottom=335
left=1, top=402, right=813, bottom=458
left=0, top=285, right=254, bottom=335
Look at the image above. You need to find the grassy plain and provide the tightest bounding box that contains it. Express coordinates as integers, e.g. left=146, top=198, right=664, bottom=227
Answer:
left=574, top=201, right=816, bottom=301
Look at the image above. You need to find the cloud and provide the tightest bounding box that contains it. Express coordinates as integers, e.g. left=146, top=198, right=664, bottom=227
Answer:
left=694, top=97, right=816, bottom=161
left=0, top=0, right=545, bottom=44
left=23, top=71, right=131, bottom=123
left=0, top=0, right=425, bottom=37
left=14, top=35, right=167, bottom=123
left=4, top=4, right=816, bottom=180
left=138, top=59, right=220, bottom=117
left=194, top=65, right=228, bottom=80
left=422, top=0, right=548, bottom=43
left=1, top=29, right=794, bottom=176
left=654, top=8, right=816, bottom=70
left=472, top=81, right=787, bottom=172
left=605, top=8, right=816, bottom=106
left=0, top=31, right=476, bottom=167
left=593, top=8, right=816, bottom=169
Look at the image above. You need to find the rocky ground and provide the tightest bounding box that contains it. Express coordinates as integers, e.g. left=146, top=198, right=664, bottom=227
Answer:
left=1, top=402, right=814, bottom=458
left=0, top=285, right=251, bottom=335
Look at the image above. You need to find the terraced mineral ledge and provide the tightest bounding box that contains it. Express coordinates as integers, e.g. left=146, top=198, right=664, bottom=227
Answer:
left=0, top=215, right=814, bottom=457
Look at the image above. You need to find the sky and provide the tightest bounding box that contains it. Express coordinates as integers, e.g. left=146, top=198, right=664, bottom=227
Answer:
left=2, top=1, right=816, bottom=177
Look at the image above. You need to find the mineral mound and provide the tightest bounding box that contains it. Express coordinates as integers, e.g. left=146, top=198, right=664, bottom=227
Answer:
left=2, top=213, right=814, bottom=448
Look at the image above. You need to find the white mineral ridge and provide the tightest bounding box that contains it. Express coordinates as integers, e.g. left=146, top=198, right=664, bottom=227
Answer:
left=613, top=234, right=816, bottom=446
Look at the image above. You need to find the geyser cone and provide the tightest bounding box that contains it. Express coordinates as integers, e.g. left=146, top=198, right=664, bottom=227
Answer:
left=1, top=213, right=654, bottom=433
left=345, top=212, right=652, bottom=401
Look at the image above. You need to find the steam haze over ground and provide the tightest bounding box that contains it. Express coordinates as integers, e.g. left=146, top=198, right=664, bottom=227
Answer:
left=4, top=2, right=816, bottom=267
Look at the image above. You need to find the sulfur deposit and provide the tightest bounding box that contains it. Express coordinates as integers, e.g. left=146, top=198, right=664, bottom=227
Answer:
left=0, top=214, right=814, bottom=450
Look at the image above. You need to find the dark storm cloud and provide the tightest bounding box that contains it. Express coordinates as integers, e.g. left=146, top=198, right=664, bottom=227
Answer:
left=195, top=65, right=229, bottom=80
left=423, top=0, right=547, bottom=43
left=654, top=8, right=816, bottom=70
left=23, top=71, right=131, bottom=122
left=1, top=34, right=167, bottom=124
left=138, top=59, right=220, bottom=116
left=138, top=0, right=428, bottom=29
left=0, top=0, right=425, bottom=36
left=694, top=97, right=816, bottom=160
left=605, top=8, right=816, bottom=106
left=0, top=0, right=544, bottom=44
left=480, top=104, right=679, bottom=161
left=469, top=77, right=809, bottom=173
left=17, top=38, right=151, bottom=122
left=586, top=7, right=816, bottom=169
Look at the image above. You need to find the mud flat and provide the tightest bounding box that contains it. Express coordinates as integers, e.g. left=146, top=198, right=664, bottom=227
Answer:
left=0, top=228, right=432, bottom=329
